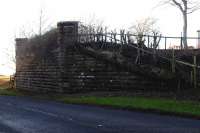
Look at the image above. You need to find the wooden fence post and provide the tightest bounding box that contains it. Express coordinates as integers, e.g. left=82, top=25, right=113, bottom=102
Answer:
left=113, top=33, right=117, bottom=44
left=190, top=71, right=193, bottom=86
left=180, top=37, right=183, bottom=49
left=135, top=45, right=141, bottom=65
left=127, top=32, right=131, bottom=44
left=171, top=49, right=176, bottom=73
left=193, top=55, right=197, bottom=89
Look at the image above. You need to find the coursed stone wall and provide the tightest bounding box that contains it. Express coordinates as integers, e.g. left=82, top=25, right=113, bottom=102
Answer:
left=15, top=21, right=175, bottom=93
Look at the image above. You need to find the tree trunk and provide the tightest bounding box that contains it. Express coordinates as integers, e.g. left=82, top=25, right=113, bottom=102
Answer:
left=182, top=0, right=188, bottom=49
left=182, top=11, right=188, bottom=48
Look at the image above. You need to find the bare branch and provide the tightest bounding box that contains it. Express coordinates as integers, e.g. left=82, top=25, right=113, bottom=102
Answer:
left=187, top=1, right=200, bottom=14
left=154, top=0, right=173, bottom=8
left=129, top=17, right=160, bottom=47
left=158, top=0, right=200, bottom=48
left=187, top=7, right=200, bottom=13
left=172, top=0, right=184, bottom=12
left=160, top=0, right=200, bottom=13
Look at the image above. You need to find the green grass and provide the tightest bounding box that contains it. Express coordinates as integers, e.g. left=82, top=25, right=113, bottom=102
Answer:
left=58, top=96, right=200, bottom=117
left=0, top=89, right=23, bottom=96
left=0, top=87, right=199, bottom=118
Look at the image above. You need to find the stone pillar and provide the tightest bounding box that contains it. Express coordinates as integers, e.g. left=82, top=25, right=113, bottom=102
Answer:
left=15, top=38, right=28, bottom=90
left=57, top=21, right=78, bottom=44
left=57, top=21, right=79, bottom=92
left=57, top=21, right=79, bottom=60
left=15, top=38, right=28, bottom=72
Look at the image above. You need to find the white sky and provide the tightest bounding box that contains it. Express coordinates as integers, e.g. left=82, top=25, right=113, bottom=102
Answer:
left=0, top=0, right=200, bottom=75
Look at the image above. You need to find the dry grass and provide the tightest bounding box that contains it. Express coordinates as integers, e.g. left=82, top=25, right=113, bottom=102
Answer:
left=0, top=75, right=10, bottom=89
left=0, top=75, right=22, bottom=96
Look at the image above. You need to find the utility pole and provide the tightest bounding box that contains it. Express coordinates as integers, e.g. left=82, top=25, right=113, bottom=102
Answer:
left=39, top=8, right=43, bottom=37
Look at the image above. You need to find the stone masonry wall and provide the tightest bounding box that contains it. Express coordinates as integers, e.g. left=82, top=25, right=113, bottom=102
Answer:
left=61, top=46, right=171, bottom=93
left=15, top=37, right=61, bottom=92
left=15, top=21, right=174, bottom=93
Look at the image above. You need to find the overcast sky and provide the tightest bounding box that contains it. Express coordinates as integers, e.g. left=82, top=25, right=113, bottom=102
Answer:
left=0, top=0, right=200, bottom=75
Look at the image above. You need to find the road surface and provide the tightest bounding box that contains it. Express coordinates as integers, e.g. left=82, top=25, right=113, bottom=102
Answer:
left=0, top=96, right=199, bottom=133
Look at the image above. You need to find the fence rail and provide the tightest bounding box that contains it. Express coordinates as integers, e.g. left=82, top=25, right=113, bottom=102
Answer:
left=77, top=33, right=200, bottom=88
left=78, top=33, right=200, bottom=50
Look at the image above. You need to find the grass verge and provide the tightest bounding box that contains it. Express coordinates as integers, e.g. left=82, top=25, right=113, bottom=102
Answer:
left=0, top=74, right=199, bottom=120
left=0, top=87, right=199, bottom=119
left=57, top=96, right=200, bottom=118
left=0, top=89, right=23, bottom=96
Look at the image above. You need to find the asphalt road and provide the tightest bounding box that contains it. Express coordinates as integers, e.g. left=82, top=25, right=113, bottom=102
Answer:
left=0, top=96, right=199, bottom=133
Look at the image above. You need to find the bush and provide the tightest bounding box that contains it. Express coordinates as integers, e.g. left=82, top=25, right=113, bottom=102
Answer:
left=25, top=28, right=58, bottom=59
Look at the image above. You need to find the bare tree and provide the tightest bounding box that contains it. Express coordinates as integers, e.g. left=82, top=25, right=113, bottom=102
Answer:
left=38, top=7, right=53, bottom=37
left=2, top=46, right=16, bottom=73
left=129, top=17, right=158, bottom=46
left=79, top=17, right=105, bottom=34
left=78, top=17, right=108, bottom=43
left=129, top=17, right=161, bottom=64
left=17, top=7, right=52, bottom=39
left=151, top=29, right=162, bottom=49
left=18, top=25, right=35, bottom=38
left=160, top=0, right=200, bottom=48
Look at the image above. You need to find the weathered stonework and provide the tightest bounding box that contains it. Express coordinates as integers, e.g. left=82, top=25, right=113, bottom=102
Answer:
left=15, top=21, right=175, bottom=93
